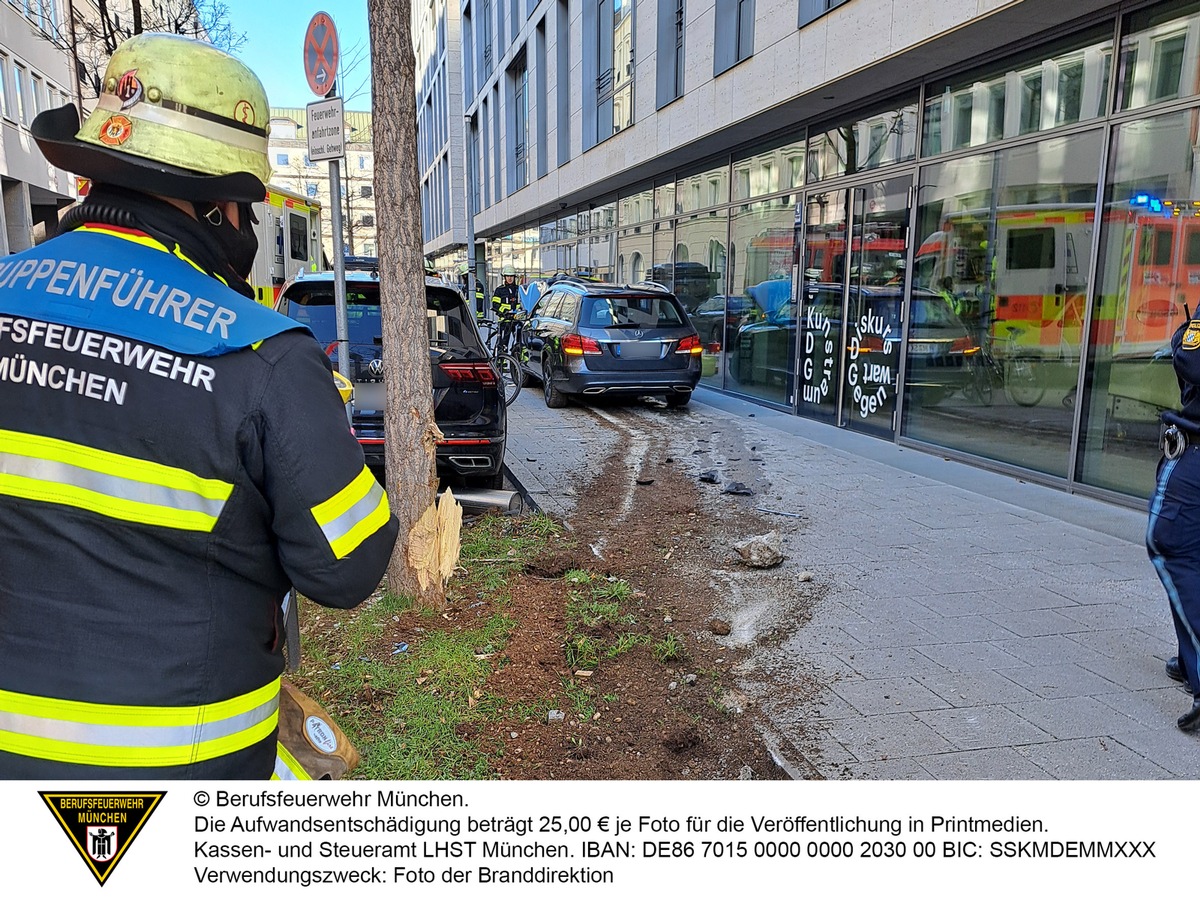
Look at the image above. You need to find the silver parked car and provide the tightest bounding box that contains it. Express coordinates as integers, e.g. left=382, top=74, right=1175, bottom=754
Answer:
left=520, top=277, right=703, bottom=408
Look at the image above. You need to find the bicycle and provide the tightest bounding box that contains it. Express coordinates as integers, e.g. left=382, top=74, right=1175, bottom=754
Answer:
left=999, top=325, right=1046, bottom=407
left=476, top=314, right=524, bottom=406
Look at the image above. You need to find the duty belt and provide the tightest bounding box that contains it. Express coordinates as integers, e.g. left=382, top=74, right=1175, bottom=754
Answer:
left=1162, top=423, right=1188, bottom=460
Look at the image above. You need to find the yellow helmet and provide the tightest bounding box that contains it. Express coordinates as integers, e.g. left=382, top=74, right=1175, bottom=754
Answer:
left=32, top=33, right=270, bottom=202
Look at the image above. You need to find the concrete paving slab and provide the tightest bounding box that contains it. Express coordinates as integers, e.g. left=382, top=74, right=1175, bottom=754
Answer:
left=1015, top=736, right=1176, bottom=779
left=1007, top=696, right=1145, bottom=741
left=831, top=676, right=953, bottom=716
left=912, top=705, right=1052, bottom=750
left=916, top=670, right=1041, bottom=707
left=983, top=608, right=1085, bottom=638
left=998, top=663, right=1126, bottom=700
left=1109, top=728, right=1200, bottom=778
left=915, top=746, right=1055, bottom=779
left=834, top=646, right=951, bottom=680
left=915, top=641, right=1028, bottom=672
left=823, top=712, right=959, bottom=761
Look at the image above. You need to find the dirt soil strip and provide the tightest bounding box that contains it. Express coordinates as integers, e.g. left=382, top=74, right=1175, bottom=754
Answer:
left=478, top=402, right=823, bottom=779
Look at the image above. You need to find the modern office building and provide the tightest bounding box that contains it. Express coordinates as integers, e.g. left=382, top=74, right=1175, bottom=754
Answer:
left=0, top=0, right=77, bottom=252
left=416, top=0, right=1200, bottom=506
left=415, top=0, right=469, bottom=264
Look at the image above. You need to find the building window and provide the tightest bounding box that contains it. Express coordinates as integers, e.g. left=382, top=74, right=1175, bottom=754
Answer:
left=714, top=0, right=753, bottom=76
left=798, top=0, right=848, bottom=28
left=596, top=0, right=635, bottom=141
left=510, top=49, right=530, bottom=190
left=13, top=62, right=28, bottom=125
left=0, top=55, right=9, bottom=121
left=358, top=155, right=366, bottom=169
left=305, top=182, right=318, bottom=198
left=656, top=0, right=685, bottom=107
left=482, top=0, right=495, bottom=78
left=276, top=153, right=289, bottom=165
left=360, top=185, right=373, bottom=198
left=361, top=215, right=375, bottom=227
left=922, top=26, right=1113, bottom=157
left=303, top=155, right=314, bottom=168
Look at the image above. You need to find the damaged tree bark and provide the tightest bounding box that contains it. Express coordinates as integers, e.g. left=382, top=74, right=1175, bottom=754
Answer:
left=369, top=0, right=459, bottom=607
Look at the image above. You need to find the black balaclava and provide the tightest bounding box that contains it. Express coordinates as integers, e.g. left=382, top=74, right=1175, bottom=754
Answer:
left=194, top=201, right=259, bottom=280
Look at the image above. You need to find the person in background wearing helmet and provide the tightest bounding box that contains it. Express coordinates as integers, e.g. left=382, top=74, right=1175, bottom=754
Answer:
left=0, top=33, right=398, bottom=779
left=492, top=264, right=522, bottom=355
left=459, top=262, right=486, bottom=320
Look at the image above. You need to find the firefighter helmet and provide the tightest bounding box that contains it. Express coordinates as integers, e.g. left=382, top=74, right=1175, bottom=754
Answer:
left=458, top=262, right=471, bottom=275
left=32, top=33, right=271, bottom=202
left=501, top=265, right=517, bottom=276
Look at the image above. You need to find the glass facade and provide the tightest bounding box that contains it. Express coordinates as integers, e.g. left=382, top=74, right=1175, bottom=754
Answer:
left=477, top=1, right=1200, bottom=505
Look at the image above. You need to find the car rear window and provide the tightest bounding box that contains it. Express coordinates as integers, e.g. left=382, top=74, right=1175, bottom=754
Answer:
left=282, top=282, right=486, bottom=357
left=582, top=294, right=687, bottom=328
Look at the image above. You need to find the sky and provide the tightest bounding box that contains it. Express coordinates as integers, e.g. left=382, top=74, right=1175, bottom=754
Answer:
left=230, top=2, right=373, bottom=111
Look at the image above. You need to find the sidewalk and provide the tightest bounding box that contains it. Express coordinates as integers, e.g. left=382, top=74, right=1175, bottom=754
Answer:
left=503, top=387, right=1198, bottom=779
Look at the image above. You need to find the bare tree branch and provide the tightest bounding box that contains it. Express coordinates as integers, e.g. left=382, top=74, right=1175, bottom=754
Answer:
left=39, top=0, right=247, bottom=101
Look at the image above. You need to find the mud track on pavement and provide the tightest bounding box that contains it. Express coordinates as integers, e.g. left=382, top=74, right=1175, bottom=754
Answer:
left=478, top=400, right=827, bottom=779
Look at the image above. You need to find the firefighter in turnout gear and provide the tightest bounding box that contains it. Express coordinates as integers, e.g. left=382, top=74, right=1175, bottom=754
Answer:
left=0, top=33, right=399, bottom=779
left=460, top=262, right=486, bottom=321
left=1147, top=312, right=1200, bottom=733
left=492, top=265, right=522, bottom=355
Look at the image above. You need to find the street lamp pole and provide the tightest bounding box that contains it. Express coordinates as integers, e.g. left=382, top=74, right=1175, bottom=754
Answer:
left=463, top=114, right=479, bottom=317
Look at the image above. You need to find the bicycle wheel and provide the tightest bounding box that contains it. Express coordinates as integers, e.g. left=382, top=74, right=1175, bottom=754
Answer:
left=479, top=322, right=499, bottom=356
left=966, top=355, right=994, bottom=406
left=1004, top=356, right=1045, bottom=407
left=495, top=353, right=523, bottom=406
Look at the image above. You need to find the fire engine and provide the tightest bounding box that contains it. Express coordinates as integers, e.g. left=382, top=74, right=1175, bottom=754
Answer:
left=248, top=185, right=324, bottom=307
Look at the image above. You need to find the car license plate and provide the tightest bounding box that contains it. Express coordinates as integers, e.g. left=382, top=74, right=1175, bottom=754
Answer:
left=908, top=342, right=936, bottom=355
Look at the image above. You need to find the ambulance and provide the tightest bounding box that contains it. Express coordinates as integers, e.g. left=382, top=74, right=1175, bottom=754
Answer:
left=247, top=185, right=324, bottom=307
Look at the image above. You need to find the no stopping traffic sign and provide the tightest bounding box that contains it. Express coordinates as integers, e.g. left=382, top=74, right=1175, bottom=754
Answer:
left=304, top=11, right=339, bottom=97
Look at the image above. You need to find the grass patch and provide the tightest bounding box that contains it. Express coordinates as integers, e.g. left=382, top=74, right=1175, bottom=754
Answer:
left=651, top=633, right=686, bottom=664
left=294, top=512, right=561, bottom=780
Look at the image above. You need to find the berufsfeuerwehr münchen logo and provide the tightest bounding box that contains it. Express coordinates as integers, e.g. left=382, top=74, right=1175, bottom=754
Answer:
left=39, top=792, right=165, bottom=886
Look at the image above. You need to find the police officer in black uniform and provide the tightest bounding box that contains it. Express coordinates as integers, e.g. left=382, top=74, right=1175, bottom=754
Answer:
left=0, top=33, right=398, bottom=778
left=1147, top=312, right=1200, bottom=732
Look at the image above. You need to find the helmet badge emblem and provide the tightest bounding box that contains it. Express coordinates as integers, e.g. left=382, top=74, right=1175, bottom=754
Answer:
left=234, top=100, right=256, bottom=126
left=98, top=115, right=134, bottom=146
left=115, top=69, right=143, bottom=109
left=368, top=358, right=384, bottom=377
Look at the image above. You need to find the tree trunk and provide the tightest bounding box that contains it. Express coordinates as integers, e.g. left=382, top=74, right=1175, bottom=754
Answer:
left=368, top=0, right=444, bottom=607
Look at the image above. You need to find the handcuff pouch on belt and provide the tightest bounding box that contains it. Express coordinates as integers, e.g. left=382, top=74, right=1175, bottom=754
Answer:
left=1162, top=423, right=1188, bottom=460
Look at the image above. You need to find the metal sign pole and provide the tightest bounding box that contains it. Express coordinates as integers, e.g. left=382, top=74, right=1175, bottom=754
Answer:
left=329, top=156, right=349, bottom=382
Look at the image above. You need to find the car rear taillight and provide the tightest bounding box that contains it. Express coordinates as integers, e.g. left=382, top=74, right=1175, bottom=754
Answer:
left=675, top=334, right=703, bottom=354
left=951, top=337, right=977, bottom=354
left=562, top=333, right=602, bottom=355
left=439, top=361, right=499, bottom=386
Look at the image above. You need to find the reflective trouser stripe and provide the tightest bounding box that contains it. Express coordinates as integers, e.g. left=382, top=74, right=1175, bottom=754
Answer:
left=0, top=679, right=280, bottom=767
left=0, top=428, right=232, bottom=531
left=271, top=741, right=312, bottom=780
left=310, top=465, right=391, bottom=559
